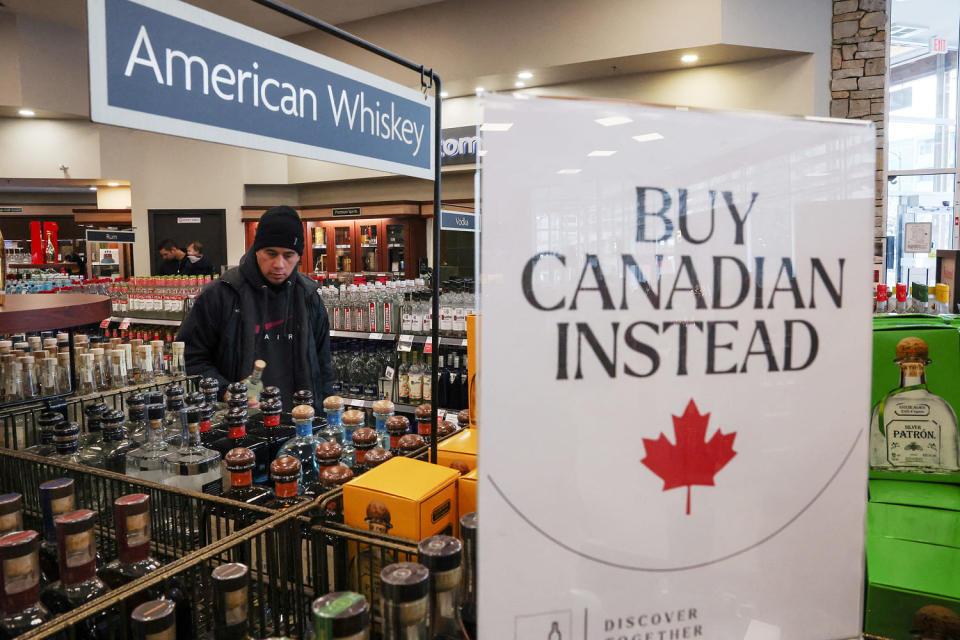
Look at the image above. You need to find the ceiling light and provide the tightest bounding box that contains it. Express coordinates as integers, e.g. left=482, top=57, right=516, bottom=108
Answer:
left=557, top=169, right=581, bottom=175
left=587, top=150, right=617, bottom=157
left=595, top=116, right=633, bottom=127
left=633, top=133, right=664, bottom=143
left=440, top=91, right=449, bottom=98
left=517, top=71, right=533, bottom=80
left=18, top=109, right=35, bottom=117
left=681, top=54, right=698, bottom=63
left=480, top=123, right=513, bottom=132
left=106, top=182, right=120, bottom=187
left=515, top=81, right=525, bottom=88
left=475, top=87, right=484, bottom=94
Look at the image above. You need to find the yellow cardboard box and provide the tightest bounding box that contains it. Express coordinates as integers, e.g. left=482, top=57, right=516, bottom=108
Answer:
left=437, top=429, right=477, bottom=472
left=467, top=314, right=478, bottom=428
left=459, top=469, right=477, bottom=520
left=343, top=456, right=459, bottom=541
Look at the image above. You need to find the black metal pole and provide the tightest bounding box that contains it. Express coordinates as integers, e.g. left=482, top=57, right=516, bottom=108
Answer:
left=430, top=77, right=442, bottom=465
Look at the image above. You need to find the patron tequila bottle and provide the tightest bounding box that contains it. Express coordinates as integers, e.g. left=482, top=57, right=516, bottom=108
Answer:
left=351, top=429, right=378, bottom=474
left=0, top=531, right=51, bottom=638
left=312, top=592, right=369, bottom=640
left=276, top=405, right=320, bottom=491
left=386, top=416, right=411, bottom=455
left=265, top=456, right=310, bottom=511
left=320, top=396, right=346, bottom=444
left=221, top=449, right=272, bottom=507
left=372, top=399, right=394, bottom=449
left=381, top=563, right=429, bottom=640
left=870, top=337, right=960, bottom=473
left=340, top=410, right=366, bottom=468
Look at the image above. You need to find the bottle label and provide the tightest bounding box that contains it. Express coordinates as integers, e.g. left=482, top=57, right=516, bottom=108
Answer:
left=50, top=495, right=75, bottom=519
left=3, top=554, right=38, bottom=594
left=402, top=313, right=412, bottom=332
left=275, top=481, right=299, bottom=498
left=886, top=416, right=943, bottom=467
left=230, top=471, right=253, bottom=487
left=64, top=530, right=94, bottom=568
left=363, top=384, right=378, bottom=397
left=384, top=302, right=392, bottom=332
left=423, top=379, right=433, bottom=401
left=412, top=314, right=423, bottom=333
left=224, top=587, right=248, bottom=625
left=418, top=420, right=431, bottom=436
left=332, top=381, right=342, bottom=393
left=369, top=302, right=377, bottom=332
left=409, top=376, right=423, bottom=400
left=125, top=512, right=149, bottom=547
left=263, top=414, right=280, bottom=427
left=228, top=426, right=246, bottom=438
left=199, top=419, right=211, bottom=433
left=454, top=307, right=466, bottom=331
left=333, top=306, right=341, bottom=330
left=399, top=374, right=410, bottom=398
left=440, top=307, right=452, bottom=331
left=344, top=309, right=352, bottom=331
left=348, top=383, right=362, bottom=397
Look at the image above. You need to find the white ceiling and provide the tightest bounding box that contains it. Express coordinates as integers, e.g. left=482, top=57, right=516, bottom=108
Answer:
left=0, top=0, right=446, bottom=37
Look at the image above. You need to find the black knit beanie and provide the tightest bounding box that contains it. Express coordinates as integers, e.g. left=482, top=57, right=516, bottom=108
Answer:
left=252, top=206, right=304, bottom=255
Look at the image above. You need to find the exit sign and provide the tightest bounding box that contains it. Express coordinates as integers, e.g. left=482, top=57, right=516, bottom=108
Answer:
left=933, top=37, right=948, bottom=54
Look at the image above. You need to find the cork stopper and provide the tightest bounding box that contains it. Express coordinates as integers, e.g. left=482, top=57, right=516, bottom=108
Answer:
left=320, top=464, right=354, bottom=487
left=372, top=399, right=395, bottom=414
left=270, top=455, right=301, bottom=483
left=253, top=359, right=266, bottom=372
left=414, top=404, right=432, bottom=420
left=437, top=420, right=456, bottom=437
left=398, top=434, right=425, bottom=452
left=352, top=428, right=378, bottom=447
left=342, top=409, right=366, bottom=426
left=323, top=395, right=345, bottom=411
left=224, top=447, right=256, bottom=472
left=457, top=409, right=469, bottom=427
left=292, top=404, right=316, bottom=421
left=386, top=415, right=410, bottom=434
left=896, top=337, right=929, bottom=361
left=364, top=448, right=393, bottom=468
left=450, top=460, right=471, bottom=475
left=315, top=441, right=343, bottom=463
left=913, top=606, right=960, bottom=638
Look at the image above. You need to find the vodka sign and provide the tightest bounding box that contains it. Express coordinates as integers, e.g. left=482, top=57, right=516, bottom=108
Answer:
left=478, top=96, right=875, bottom=639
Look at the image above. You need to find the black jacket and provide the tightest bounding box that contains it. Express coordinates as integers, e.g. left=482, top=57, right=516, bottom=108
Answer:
left=182, top=255, right=215, bottom=276
left=177, top=252, right=334, bottom=406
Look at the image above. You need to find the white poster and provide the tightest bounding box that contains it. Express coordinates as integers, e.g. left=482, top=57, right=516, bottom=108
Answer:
left=904, top=221, right=932, bottom=254
left=478, top=96, right=875, bottom=639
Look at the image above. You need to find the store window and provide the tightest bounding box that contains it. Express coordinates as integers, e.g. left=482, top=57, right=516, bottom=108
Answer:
left=886, top=0, right=960, bottom=284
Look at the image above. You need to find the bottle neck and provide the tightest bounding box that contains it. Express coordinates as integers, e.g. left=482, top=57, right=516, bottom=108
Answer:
left=430, top=575, right=463, bottom=637
left=294, top=420, right=312, bottom=437
left=900, top=363, right=926, bottom=388
left=262, top=412, right=281, bottom=428
left=102, top=427, right=125, bottom=442
left=274, top=480, right=299, bottom=498
left=55, top=439, right=79, bottom=455
left=147, top=418, right=165, bottom=444
left=229, top=470, right=253, bottom=488
left=228, top=423, right=247, bottom=439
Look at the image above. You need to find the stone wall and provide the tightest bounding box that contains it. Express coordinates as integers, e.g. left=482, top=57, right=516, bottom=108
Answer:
left=831, top=0, right=887, bottom=244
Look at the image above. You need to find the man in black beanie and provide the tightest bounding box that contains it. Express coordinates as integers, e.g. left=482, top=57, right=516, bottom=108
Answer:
left=177, top=205, right=333, bottom=409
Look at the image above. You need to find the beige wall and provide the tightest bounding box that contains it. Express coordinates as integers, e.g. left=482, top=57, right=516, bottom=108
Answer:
left=0, top=119, right=100, bottom=178
left=96, top=185, right=131, bottom=210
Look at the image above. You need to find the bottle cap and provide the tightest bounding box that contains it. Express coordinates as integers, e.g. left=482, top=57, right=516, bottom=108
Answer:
left=102, top=410, right=125, bottom=428
left=225, top=407, right=248, bottom=427
left=225, top=448, right=256, bottom=472
left=320, top=464, right=353, bottom=487
left=372, top=399, right=395, bottom=414
left=164, top=385, right=184, bottom=399
left=143, top=391, right=163, bottom=405
left=199, top=378, right=220, bottom=393
left=385, top=415, right=410, bottom=434
left=292, top=404, right=316, bottom=421
left=131, top=600, right=177, bottom=638
left=199, top=403, right=215, bottom=421
left=226, top=381, right=247, bottom=396
left=293, top=390, right=314, bottom=406
left=315, top=441, right=343, bottom=464
left=323, top=396, right=345, bottom=411
left=253, top=360, right=266, bottom=372
left=437, top=420, right=456, bottom=437
left=54, top=509, right=96, bottom=535
left=0, top=494, right=22, bottom=516
left=212, top=562, right=249, bottom=592
left=457, top=410, right=470, bottom=428
left=261, top=398, right=282, bottom=416
left=895, top=337, right=929, bottom=362
left=380, top=563, right=429, bottom=603
left=342, top=410, right=366, bottom=426
left=312, top=592, right=369, bottom=639
left=398, top=434, right=425, bottom=452
left=185, top=392, right=205, bottom=407
left=54, top=421, right=80, bottom=442
left=417, top=535, right=462, bottom=572
left=364, top=448, right=393, bottom=468
left=270, top=456, right=301, bottom=483
left=260, top=386, right=281, bottom=401
left=37, top=410, right=64, bottom=429
left=414, top=404, right=432, bottom=420
left=352, top=428, right=378, bottom=447
left=460, top=511, right=478, bottom=537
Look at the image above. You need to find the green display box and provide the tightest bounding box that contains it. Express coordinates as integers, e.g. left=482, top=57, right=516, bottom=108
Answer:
left=870, top=319, right=960, bottom=483
left=865, top=480, right=960, bottom=639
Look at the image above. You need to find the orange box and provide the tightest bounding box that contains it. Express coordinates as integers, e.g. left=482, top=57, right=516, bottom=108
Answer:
left=437, top=429, right=477, bottom=472
left=343, top=456, right=459, bottom=541
left=467, top=314, right=478, bottom=428
left=458, top=469, right=477, bottom=521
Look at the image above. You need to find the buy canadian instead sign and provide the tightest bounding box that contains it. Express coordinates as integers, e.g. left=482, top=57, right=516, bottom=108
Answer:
left=479, top=96, right=875, bottom=639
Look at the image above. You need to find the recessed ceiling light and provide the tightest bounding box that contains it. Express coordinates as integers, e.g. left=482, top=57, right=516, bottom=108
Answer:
left=633, top=133, right=664, bottom=143
left=18, top=109, right=35, bottom=117
left=587, top=150, right=617, bottom=157
left=595, top=116, right=633, bottom=127
left=681, top=54, right=698, bottom=63
left=106, top=182, right=120, bottom=187
left=557, top=169, right=581, bottom=175
left=479, top=123, right=513, bottom=132
left=475, top=87, right=484, bottom=94
left=440, top=91, right=449, bottom=98
left=517, top=71, right=533, bottom=80
left=515, top=81, right=525, bottom=88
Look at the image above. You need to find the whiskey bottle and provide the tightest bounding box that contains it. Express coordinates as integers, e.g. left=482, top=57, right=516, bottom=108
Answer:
left=418, top=536, right=467, bottom=640
left=276, top=405, right=320, bottom=490
left=312, top=592, right=369, bottom=640
left=459, top=513, right=477, bottom=638
left=870, top=337, right=960, bottom=473
left=210, top=408, right=270, bottom=487
left=126, top=405, right=175, bottom=484
left=320, top=396, right=346, bottom=444
left=212, top=563, right=252, bottom=640
left=372, top=399, right=395, bottom=449
left=265, top=456, right=310, bottom=511
left=39, top=510, right=111, bottom=635
left=340, top=410, right=366, bottom=468
left=222, top=449, right=272, bottom=506
left=38, top=479, right=75, bottom=584
left=131, top=599, right=176, bottom=640
left=381, top=563, right=429, bottom=640
left=386, top=416, right=411, bottom=455
left=98, top=494, right=162, bottom=589
left=351, top=428, right=378, bottom=474
left=163, top=408, right=222, bottom=495
left=0, top=531, right=51, bottom=638
left=0, top=495, right=22, bottom=538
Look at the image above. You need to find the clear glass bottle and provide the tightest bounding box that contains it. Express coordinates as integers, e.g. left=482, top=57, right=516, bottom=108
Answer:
left=162, top=386, right=186, bottom=443
left=125, top=394, right=148, bottom=444
left=221, top=449, right=271, bottom=507
left=372, top=399, right=395, bottom=450
left=276, top=405, right=320, bottom=491
left=381, top=563, right=429, bottom=640
left=76, top=353, right=95, bottom=396
left=131, top=599, right=176, bottom=640
left=321, top=396, right=346, bottom=444
left=17, top=357, right=37, bottom=402
left=39, top=357, right=57, bottom=398
left=80, top=402, right=107, bottom=449
left=0, top=495, right=22, bottom=538
left=136, top=345, right=154, bottom=384
left=422, top=356, right=433, bottom=405
left=38, top=479, right=75, bottom=585
left=408, top=353, right=423, bottom=405
left=125, top=405, right=174, bottom=484
left=163, top=407, right=222, bottom=496
left=312, top=592, right=370, bottom=640
left=169, top=341, right=186, bottom=378
left=265, top=456, right=310, bottom=511
left=89, top=348, right=108, bottom=391
left=150, top=340, right=166, bottom=381
left=50, top=423, right=82, bottom=465
left=212, top=563, right=253, bottom=640
left=0, top=531, right=51, bottom=638
left=870, top=337, right=960, bottom=472
left=244, top=360, right=266, bottom=405
left=340, top=410, right=366, bottom=468
left=98, top=410, right=135, bottom=475
left=25, top=412, right=60, bottom=457
left=418, top=536, right=467, bottom=640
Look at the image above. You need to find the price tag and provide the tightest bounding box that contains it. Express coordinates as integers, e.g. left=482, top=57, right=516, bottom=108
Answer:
left=100, top=319, right=111, bottom=329
left=385, top=366, right=395, bottom=380
left=398, top=335, right=414, bottom=352
left=462, top=338, right=469, bottom=347
left=423, top=340, right=433, bottom=354
left=369, top=332, right=383, bottom=340
left=347, top=399, right=364, bottom=407
left=119, top=318, right=131, bottom=330
left=445, top=411, right=459, bottom=424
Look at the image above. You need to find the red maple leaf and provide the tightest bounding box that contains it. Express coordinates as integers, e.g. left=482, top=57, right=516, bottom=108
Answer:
left=641, top=399, right=737, bottom=515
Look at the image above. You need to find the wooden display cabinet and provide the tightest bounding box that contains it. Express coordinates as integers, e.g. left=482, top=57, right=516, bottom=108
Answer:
left=304, top=216, right=424, bottom=279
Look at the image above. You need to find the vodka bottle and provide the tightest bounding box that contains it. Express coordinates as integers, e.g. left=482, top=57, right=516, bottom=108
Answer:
left=137, top=345, right=154, bottom=384
left=131, top=600, right=176, bottom=640
left=170, top=341, right=186, bottom=378
left=38, top=479, right=75, bottom=584
left=0, top=530, right=51, bottom=638
left=38, top=510, right=110, bottom=625
left=244, top=360, right=266, bottom=405
left=440, top=284, right=453, bottom=337
left=163, top=408, right=222, bottom=495
left=363, top=344, right=380, bottom=400
left=870, top=336, right=960, bottom=473
left=98, top=494, right=163, bottom=589
left=372, top=399, right=395, bottom=450
left=874, top=284, right=888, bottom=314
left=126, top=405, right=174, bottom=484
left=50, top=423, right=82, bottom=465
left=212, top=563, right=255, bottom=639
left=80, top=403, right=106, bottom=449
left=125, top=395, right=148, bottom=444
left=96, top=410, right=135, bottom=474
left=90, top=348, right=108, bottom=391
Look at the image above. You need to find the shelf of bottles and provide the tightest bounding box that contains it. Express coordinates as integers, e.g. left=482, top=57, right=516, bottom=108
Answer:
left=107, top=275, right=212, bottom=323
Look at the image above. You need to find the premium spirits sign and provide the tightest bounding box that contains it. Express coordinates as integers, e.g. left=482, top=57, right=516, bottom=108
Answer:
left=478, top=96, right=875, bottom=639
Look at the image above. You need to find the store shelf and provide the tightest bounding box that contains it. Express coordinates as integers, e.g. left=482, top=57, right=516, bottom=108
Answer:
left=0, top=293, right=111, bottom=333
left=108, top=316, right=182, bottom=327
left=405, top=334, right=469, bottom=347
left=341, top=396, right=427, bottom=413
left=329, top=330, right=397, bottom=341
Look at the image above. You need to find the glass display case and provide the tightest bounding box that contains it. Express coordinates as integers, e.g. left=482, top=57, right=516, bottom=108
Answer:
left=301, top=217, right=425, bottom=279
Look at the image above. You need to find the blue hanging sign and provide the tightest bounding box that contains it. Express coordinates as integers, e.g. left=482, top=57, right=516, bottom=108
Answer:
left=440, top=209, right=477, bottom=232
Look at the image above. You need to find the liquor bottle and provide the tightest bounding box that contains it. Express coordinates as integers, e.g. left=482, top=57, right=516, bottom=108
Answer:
left=98, top=494, right=162, bottom=589
left=292, top=389, right=329, bottom=438
left=244, top=360, right=267, bottom=405
left=418, top=536, right=467, bottom=640
left=276, top=405, right=320, bottom=491
left=310, top=441, right=344, bottom=493
left=447, top=354, right=461, bottom=410
left=437, top=420, right=457, bottom=440
left=163, top=408, right=222, bottom=495
left=126, top=405, right=175, bottom=484
left=136, top=345, right=154, bottom=384
left=364, top=448, right=393, bottom=471
left=98, top=410, right=136, bottom=474
left=457, top=410, right=469, bottom=431
left=265, top=456, right=310, bottom=511
left=222, top=449, right=272, bottom=506
left=386, top=416, right=411, bottom=455
left=131, top=599, right=176, bottom=640
left=50, top=422, right=82, bottom=465
left=25, top=412, right=59, bottom=457
left=38, top=479, right=75, bottom=584
left=39, top=357, right=57, bottom=398
left=305, top=464, right=353, bottom=523
left=875, top=284, right=888, bottom=315
left=459, top=513, right=477, bottom=637
left=16, top=358, right=37, bottom=402
left=372, top=399, right=394, bottom=449
left=200, top=377, right=229, bottom=429
left=408, top=353, right=423, bottom=405
left=39, top=510, right=111, bottom=634
left=0, top=495, right=22, bottom=539
left=125, top=394, right=148, bottom=444
left=56, top=352, right=71, bottom=395
left=0, top=531, right=51, bottom=638
left=398, top=434, right=426, bottom=457
left=312, top=592, right=369, bottom=640
left=895, top=283, right=908, bottom=314
left=320, top=396, right=346, bottom=444
left=457, top=356, right=469, bottom=411
left=351, top=428, right=378, bottom=474
left=422, top=356, right=433, bottom=405
left=210, top=409, right=269, bottom=487
left=44, top=230, right=54, bottom=263
left=397, top=353, right=410, bottom=404
left=162, top=386, right=186, bottom=444
left=169, top=341, right=186, bottom=378
left=414, top=404, right=433, bottom=444
left=381, top=563, right=429, bottom=640
left=436, top=355, right=449, bottom=409
left=197, top=403, right=226, bottom=446
left=248, top=390, right=295, bottom=460
left=870, top=337, right=960, bottom=472
left=212, top=563, right=252, bottom=640
left=340, top=410, right=366, bottom=468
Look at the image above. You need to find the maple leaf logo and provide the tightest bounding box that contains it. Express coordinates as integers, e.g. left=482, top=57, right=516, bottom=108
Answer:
left=641, top=399, right=737, bottom=515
